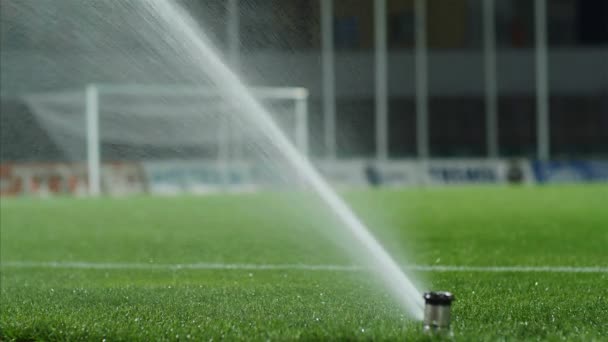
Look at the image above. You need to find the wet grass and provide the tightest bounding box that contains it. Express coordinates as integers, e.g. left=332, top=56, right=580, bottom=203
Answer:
left=1, top=185, right=607, bottom=340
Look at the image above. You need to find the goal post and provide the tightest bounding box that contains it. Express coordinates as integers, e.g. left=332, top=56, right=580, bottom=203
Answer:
left=86, top=85, right=101, bottom=196
left=29, top=83, right=310, bottom=196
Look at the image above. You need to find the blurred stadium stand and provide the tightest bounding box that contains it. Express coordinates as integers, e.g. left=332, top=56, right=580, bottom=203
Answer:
left=1, top=0, right=606, bottom=161
left=0, top=0, right=606, bottom=196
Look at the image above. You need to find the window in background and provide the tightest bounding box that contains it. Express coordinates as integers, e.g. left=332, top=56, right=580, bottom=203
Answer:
left=577, top=0, right=608, bottom=45
left=334, top=16, right=360, bottom=49
left=429, top=97, right=486, bottom=157
left=427, top=0, right=469, bottom=49
left=498, top=96, right=536, bottom=157
left=187, top=0, right=227, bottom=50
left=272, top=0, right=317, bottom=50
left=547, top=0, right=577, bottom=46
left=496, top=0, right=534, bottom=48
left=239, top=0, right=317, bottom=50
left=550, top=96, right=608, bottom=157
left=388, top=99, right=417, bottom=157
left=239, top=0, right=276, bottom=49
left=333, top=0, right=373, bottom=51
left=387, top=0, right=415, bottom=48
left=336, top=98, right=375, bottom=158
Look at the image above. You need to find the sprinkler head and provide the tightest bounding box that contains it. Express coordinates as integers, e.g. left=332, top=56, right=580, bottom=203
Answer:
left=423, top=291, right=454, bottom=334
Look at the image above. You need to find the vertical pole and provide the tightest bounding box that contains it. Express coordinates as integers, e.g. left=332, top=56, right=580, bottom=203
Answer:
left=375, top=0, right=388, bottom=160
left=295, top=91, right=309, bottom=157
left=227, top=0, right=241, bottom=162
left=218, top=106, right=230, bottom=189
left=483, top=0, right=499, bottom=158
left=227, top=0, right=240, bottom=70
left=321, top=0, right=337, bottom=159
left=86, top=84, right=101, bottom=196
left=535, top=0, right=550, bottom=161
left=414, top=0, right=429, bottom=158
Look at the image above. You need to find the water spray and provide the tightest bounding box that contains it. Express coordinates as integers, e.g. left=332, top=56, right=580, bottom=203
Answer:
left=147, top=0, right=425, bottom=319
left=423, top=291, right=454, bottom=334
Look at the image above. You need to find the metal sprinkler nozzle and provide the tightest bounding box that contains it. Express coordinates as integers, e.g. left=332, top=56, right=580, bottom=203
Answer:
left=423, top=291, right=454, bottom=334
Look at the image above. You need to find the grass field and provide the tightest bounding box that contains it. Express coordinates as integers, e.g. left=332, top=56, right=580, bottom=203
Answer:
left=1, top=185, right=607, bottom=340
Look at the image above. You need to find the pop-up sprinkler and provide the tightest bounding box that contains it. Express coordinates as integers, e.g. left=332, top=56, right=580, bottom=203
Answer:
left=423, top=291, right=454, bottom=334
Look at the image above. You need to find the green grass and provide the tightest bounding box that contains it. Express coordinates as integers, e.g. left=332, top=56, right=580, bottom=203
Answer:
left=1, top=185, right=607, bottom=340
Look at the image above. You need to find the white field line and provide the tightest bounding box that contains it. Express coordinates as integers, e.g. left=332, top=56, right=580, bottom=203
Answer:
left=1, top=261, right=607, bottom=274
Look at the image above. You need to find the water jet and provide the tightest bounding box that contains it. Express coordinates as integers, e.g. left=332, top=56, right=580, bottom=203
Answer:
left=9, top=0, right=426, bottom=321
left=142, top=0, right=425, bottom=320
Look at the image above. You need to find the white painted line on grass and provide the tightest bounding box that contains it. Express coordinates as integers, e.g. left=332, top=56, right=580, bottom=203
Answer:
left=1, top=261, right=606, bottom=274
left=0, top=261, right=358, bottom=272
left=409, top=265, right=608, bottom=273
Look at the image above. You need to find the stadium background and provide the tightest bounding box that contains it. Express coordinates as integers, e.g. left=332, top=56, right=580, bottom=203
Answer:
left=1, top=0, right=607, bottom=196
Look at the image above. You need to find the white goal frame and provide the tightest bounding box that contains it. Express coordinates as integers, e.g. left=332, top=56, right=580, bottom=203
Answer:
left=85, top=83, right=309, bottom=195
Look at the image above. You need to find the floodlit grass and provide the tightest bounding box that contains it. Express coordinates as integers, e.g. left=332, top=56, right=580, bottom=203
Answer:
left=1, top=185, right=607, bottom=340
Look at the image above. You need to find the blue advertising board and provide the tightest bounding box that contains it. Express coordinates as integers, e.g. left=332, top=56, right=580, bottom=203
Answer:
left=532, top=161, right=608, bottom=183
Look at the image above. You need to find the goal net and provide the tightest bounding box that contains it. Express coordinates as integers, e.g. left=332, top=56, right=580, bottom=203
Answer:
left=25, top=84, right=309, bottom=195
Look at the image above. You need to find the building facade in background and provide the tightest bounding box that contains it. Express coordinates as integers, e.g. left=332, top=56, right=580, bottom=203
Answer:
left=1, top=0, right=607, bottom=161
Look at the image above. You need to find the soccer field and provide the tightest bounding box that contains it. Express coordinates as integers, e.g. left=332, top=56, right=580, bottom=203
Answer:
left=1, top=185, right=607, bottom=340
